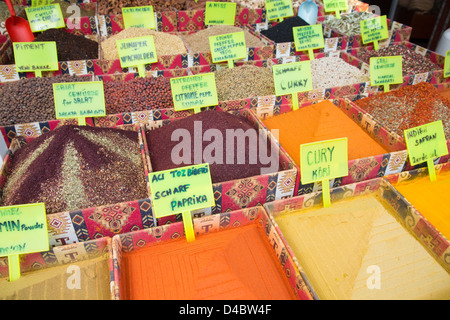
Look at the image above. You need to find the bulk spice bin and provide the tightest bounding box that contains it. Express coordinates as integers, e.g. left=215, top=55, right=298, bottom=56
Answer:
left=142, top=109, right=297, bottom=224
left=110, top=206, right=316, bottom=300
left=0, top=124, right=157, bottom=247
left=0, top=237, right=112, bottom=300
left=0, top=16, right=100, bottom=82
left=263, top=178, right=450, bottom=300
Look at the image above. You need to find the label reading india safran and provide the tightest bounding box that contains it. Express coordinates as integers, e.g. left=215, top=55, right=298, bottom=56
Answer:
left=25, top=4, right=65, bottom=33
left=53, top=81, right=106, bottom=119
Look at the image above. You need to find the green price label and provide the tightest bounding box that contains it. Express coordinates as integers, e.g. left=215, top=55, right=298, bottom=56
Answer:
left=404, top=121, right=448, bottom=166
left=205, top=2, right=237, bottom=25
left=148, top=163, right=215, bottom=242
left=209, top=31, right=247, bottom=66
left=300, top=138, right=348, bottom=185
left=265, top=0, right=294, bottom=21
left=272, top=61, right=313, bottom=96
left=116, top=35, right=158, bottom=76
left=444, top=51, right=450, bottom=78
left=13, top=41, right=59, bottom=76
left=53, top=81, right=106, bottom=119
left=31, top=0, right=52, bottom=6
left=170, top=73, right=218, bottom=113
left=370, top=55, right=403, bottom=91
left=361, top=15, right=389, bottom=50
left=323, top=0, right=348, bottom=18
left=25, top=4, right=65, bottom=33
left=122, top=6, right=156, bottom=29
left=0, top=203, right=48, bottom=257
left=293, top=24, right=325, bottom=59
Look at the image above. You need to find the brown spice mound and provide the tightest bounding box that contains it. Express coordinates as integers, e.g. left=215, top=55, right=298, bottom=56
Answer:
left=145, top=110, right=279, bottom=183
left=2, top=125, right=148, bottom=214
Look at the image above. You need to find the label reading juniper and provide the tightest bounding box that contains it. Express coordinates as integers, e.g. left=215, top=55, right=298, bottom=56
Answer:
left=265, top=0, right=294, bottom=21
left=361, top=15, right=389, bottom=45
left=209, top=31, right=247, bottom=64
left=116, top=35, right=158, bottom=69
left=25, top=4, right=65, bottom=32
left=13, top=41, right=59, bottom=73
left=205, top=2, right=237, bottom=25
left=122, top=6, right=156, bottom=29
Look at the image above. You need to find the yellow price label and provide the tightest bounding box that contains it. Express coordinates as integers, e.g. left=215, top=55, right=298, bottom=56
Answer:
left=116, top=35, right=158, bottom=77
left=13, top=42, right=59, bottom=77
left=122, top=6, right=156, bottom=29
left=205, top=2, right=237, bottom=25
left=444, top=51, right=450, bottom=78
left=209, top=31, right=247, bottom=67
left=293, top=24, right=325, bottom=60
left=361, top=15, right=389, bottom=50
left=25, top=4, right=65, bottom=33
left=323, top=0, right=348, bottom=19
left=265, top=0, right=294, bottom=21
left=370, top=55, right=403, bottom=92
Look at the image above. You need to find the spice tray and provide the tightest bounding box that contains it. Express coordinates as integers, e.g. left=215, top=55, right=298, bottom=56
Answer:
left=263, top=177, right=450, bottom=299
left=346, top=40, right=449, bottom=85
left=319, top=14, right=412, bottom=49
left=96, top=13, right=275, bottom=74
left=0, top=16, right=101, bottom=82
left=142, top=108, right=297, bottom=224
left=110, top=205, right=316, bottom=300
left=0, top=237, right=113, bottom=300
left=0, top=124, right=158, bottom=246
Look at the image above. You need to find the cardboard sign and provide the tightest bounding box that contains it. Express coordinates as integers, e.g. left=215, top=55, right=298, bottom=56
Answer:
left=122, top=6, right=156, bottom=29
left=116, top=35, right=157, bottom=77
left=272, top=61, right=313, bottom=110
left=0, top=203, right=48, bottom=281
left=265, top=0, right=294, bottom=21
left=444, top=50, right=450, bottom=78
left=209, top=31, right=247, bottom=67
left=370, top=55, right=403, bottom=92
left=13, top=42, right=59, bottom=77
left=25, top=4, right=65, bottom=33
left=205, top=2, right=237, bottom=25
left=323, top=0, right=348, bottom=19
left=293, top=24, right=325, bottom=60
left=170, top=73, right=218, bottom=113
left=404, top=121, right=448, bottom=181
left=361, top=15, right=389, bottom=50
left=148, top=164, right=215, bottom=242
left=53, top=81, right=106, bottom=125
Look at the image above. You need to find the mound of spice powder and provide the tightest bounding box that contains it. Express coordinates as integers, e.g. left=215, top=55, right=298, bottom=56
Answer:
left=34, top=28, right=99, bottom=61
left=103, top=76, right=173, bottom=114
left=145, top=110, right=279, bottom=183
left=1, top=125, right=148, bottom=214
left=353, top=82, right=450, bottom=138
left=355, top=44, right=441, bottom=76
left=260, top=16, right=309, bottom=43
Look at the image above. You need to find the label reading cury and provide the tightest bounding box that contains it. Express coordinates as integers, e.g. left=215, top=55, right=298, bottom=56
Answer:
left=122, top=6, right=156, bottom=29
left=209, top=31, right=247, bottom=64
left=361, top=15, right=389, bottom=45
left=53, top=81, right=106, bottom=119
left=370, top=55, right=403, bottom=87
left=13, top=41, right=58, bottom=73
left=265, top=0, right=294, bottom=21
left=25, top=4, right=65, bottom=32
left=205, top=2, right=237, bottom=25
left=272, top=61, right=313, bottom=96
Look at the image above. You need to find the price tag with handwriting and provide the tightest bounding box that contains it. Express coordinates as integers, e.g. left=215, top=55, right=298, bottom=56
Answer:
left=265, top=0, right=294, bottom=21
left=122, top=6, right=156, bottom=29
left=209, top=31, right=246, bottom=68
left=205, top=2, right=237, bottom=25
left=370, top=55, right=403, bottom=92
left=361, top=15, right=389, bottom=50
left=25, top=4, right=65, bottom=32
left=13, top=42, right=58, bottom=77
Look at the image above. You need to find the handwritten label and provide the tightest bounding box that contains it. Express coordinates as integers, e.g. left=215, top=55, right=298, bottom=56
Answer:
left=13, top=42, right=58, bottom=73
left=361, top=15, right=389, bottom=45
left=148, top=164, right=215, bottom=216
left=31, top=0, right=52, bottom=6
left=116, top=35, right=157, bottom=69
left=370, top=55, right=403, bottom=87
left=444, top=50, right=450, bottom=78
left=205, top=2, right=237, bottom=25
left=209, top=31, right=247, bottom=64
left=265, top=0, right=294, bottom=21
left=272, top=61, right=313, bottom=96
left=323, top=0, right=348, bottom=12
left=300, top=138, right=348, bottom=184
left=170, top=73, right=218, bottom=112
left=293, top=24, right=325, bottom=53
left=53, top=81, right=106, bottom=119
left=25, top=4, right=65, bottom=32
left=404, top=121, right=448, bottom=166
left=122, top=6, right=156, bottom=29
left=0, top=203, right=48, bottom=257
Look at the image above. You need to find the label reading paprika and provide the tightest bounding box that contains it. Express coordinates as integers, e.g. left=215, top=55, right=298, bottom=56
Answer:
left=209, top=31, right=247, bottom=64
left=122, top=6, right=156, bottom=29
left=205, top=2, right=237, bottom=25
left=25, top=4, right=65, bottom=32
left=265, top=0, right=294, bottom=21
left=13, top=41, right=58, bottom=73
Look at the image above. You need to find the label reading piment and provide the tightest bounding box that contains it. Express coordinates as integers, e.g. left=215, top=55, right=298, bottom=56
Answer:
left=122, top=6, right=156, bottom=29
left=116, top=35, right=158, bottom=69
left=13, top=41, right=58, bottom=73
left=209, top=31, right=247, bottom=64
left=265, top=0, right=294, bottom=21
left=361, top=15, right=389, bottom=46
left=170, top=73, right=218, bottom=112
left=205, top=2, right=237, bottom=25
left=25, top=4, right=65, bottom=32
left=293, top=24, right=325, bottom=55
left=53, top=81, right=106, bottom=119
left=370, top=55, right=403, bottom=87
left=404, top=120, right=448, bottom=166
left=0, top=203, right=48, bottom=257
left=300, top=138, right=348, bottom=185
left=272, top=61, right=313, bottom=96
